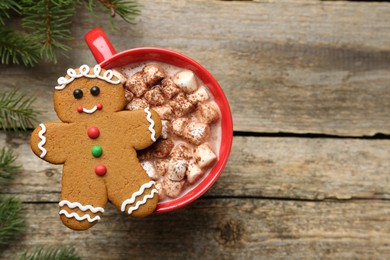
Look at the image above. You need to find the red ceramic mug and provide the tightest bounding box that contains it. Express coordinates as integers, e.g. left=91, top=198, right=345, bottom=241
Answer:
left=84, top=28, right=233, bottom=213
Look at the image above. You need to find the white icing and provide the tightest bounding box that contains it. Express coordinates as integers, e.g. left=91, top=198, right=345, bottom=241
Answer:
left=127, top=189, right=159, bottom=215
left=59, top=200, right=104, bottom=213
left=59, top=209, right=100, bottom=222
left=144, top=107, right=157, bottom=142
left=37, top=123, right=47, bottom=158
left=82, top=105, right=98, bottom=114
left=55, top=64, right=121, bottom=90
left=121, top=180, right=155, bottom=212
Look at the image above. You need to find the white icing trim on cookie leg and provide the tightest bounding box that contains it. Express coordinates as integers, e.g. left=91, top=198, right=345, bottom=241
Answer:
left=59, top=209, right=101, bottom=222
left=127, top=189, right=159, bottom=215
left=37, top=123, right=47, bottom=158
left=144, top=107, right=157, bottom=142
left=59, top=200, right=105, bottom=213
left=55, top=64, right=121, bottom=90
left=121, top=181, right=156, bottom=212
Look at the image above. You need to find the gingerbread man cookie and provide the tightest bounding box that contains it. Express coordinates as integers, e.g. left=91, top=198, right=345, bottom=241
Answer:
left=30, top=65, right=162, bottom=231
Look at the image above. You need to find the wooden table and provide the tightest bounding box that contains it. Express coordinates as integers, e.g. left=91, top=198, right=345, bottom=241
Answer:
left=1, top=0, right=389, bottom=259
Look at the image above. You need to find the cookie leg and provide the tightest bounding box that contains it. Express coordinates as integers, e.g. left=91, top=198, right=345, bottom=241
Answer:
left=106, top=161, right=158, bottom=218
left=59, top=165, right=107, bottom=230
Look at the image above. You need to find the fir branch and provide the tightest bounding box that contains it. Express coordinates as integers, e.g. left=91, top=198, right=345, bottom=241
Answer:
left=0, top=90, right=41, bottom=131
left=0, top=28, right=41, bottom=67
left=0, top=0, right=21, bottom=25
left=21, top=0, right=76, bottom=63
left=0, top=196, right=25, bottom=247
left=0, top=0, right=141, bottom=66
left=0, top=147, right=21, bottom=186
left=83, top=0, right=140, bottom=27
left=20, top=246, right=81, bottom=260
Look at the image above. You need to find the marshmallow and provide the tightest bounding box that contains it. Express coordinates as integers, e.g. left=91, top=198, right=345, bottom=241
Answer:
left=172, top=118, right=188, bottom=137
left=161, top=78, right=180, bottom=99
left=170, top=143, right=193, bottom=159
left=195, top=143, right=217, bottom=168
left=153, top=105, right=173, bottom=120
left=155, top=182, right=167, bottom=200
left=126, top=98, right=149, bottom=111
left=141, top=161, right=158, bottom=180
left=151, top=139, right=174, bottom=158
left=169, top=93, right=195, bottom=117
left=196, top=102, right=220, bottom=124
left=161, top=120, right=170, bottom=139
left=125, top=72, right=148, bottom=97
left=188, top=87, right=209, bottom=104
left=124, top=89, right=134, bottom=103
left=184, top=122, right=210, bottom=145
left=167, top=158, right=188, bottom=181
left=163, top=178, right=185, bottom=198
left=155, top=159, right=169, bottom=177
left=186, top=160, right=204, bottom=184
left=142, top=64, right=166, bottom=86
left=173, top=70, right=198, bottom=93
left=144, top=87, right=166, bottom=106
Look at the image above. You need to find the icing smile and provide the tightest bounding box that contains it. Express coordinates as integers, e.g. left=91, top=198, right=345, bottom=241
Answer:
left=77, top=103, right=103, bottom=114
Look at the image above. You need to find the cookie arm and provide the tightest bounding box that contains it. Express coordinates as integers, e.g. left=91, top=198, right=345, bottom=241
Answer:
left=117, top=108, right=162, bottom=150
left=30, top=122, right=69, bottom=164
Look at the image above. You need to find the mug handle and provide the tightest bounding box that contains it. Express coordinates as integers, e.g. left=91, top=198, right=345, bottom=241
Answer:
left=84, top=28, right=117, bottom=64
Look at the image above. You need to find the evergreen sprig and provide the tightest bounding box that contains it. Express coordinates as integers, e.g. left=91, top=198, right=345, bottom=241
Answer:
left=0, top=28, right=41, bottom=66
left=0, top=147, right=21, bottom=186
left=0, top=0, right=141, bottom=66
left=20, top=246, right=81, bottom=260
left=21, top=0, right=75, bottom=63
left=93, top=0, right=141, bottom=25
left=0, top=196, right=25, bottom=247
left=0, top=0, right=21, bottom=25
left=0, top=90, right=41, bottom=131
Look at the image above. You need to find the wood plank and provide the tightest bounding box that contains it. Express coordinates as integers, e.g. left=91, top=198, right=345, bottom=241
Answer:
left=1, top=0, right=389, bottom=135
left=1, top=199, right=389, bottom=259
left=1, top=133, right=389, bottom=202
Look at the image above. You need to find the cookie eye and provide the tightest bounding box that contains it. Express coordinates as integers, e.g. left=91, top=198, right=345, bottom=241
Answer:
left=73, top=89, right=83, bottom=99
left=90, top=86, right=100, bottom=96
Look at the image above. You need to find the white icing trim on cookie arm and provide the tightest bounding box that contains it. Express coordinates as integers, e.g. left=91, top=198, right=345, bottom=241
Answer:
left=55, top=64, right=121, bottom=90
left=37, top=123, right=47, bottom=158
left=144, top=107, right=157, bottom=142
left=59, top=209, right=100, bottom=222
left=127, top=189, right=159, bottom=215
left=59, top=200, right=104, bottom=213
left=121, top=181, right=156, bottom=212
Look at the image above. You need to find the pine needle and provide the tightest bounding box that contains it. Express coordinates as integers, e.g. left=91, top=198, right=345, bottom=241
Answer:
left=21, top=0, right=76, bottom=63
left=0, top=0, right=21, bottom=25
left=20, top=246, right=81, bottom=260
left=0, top=28, right=41, bottom=67
left=107, top=0, right=141, bottom=24
left=83, top=0, right=140, bottom=29
left=0, top=147, right=21, bottom=186
left=0, top=90, right=41, bottom=131
left=0, top=196, right=25, bottom=247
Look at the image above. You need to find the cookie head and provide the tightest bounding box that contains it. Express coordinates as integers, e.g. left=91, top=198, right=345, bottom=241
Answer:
left=54, top=65, right=126, bottom=122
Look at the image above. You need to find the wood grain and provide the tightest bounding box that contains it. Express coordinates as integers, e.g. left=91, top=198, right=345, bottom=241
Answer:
left=1, top=0, right=389, bottom=136
left=2, top=133, right=389, bottom=202
left=0, top=0, right=389, bottom=259
left=1, top=199, right=389, bottom=259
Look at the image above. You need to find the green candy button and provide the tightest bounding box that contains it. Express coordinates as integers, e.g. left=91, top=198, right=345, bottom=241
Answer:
left=92, top=145, right=103, bottom=157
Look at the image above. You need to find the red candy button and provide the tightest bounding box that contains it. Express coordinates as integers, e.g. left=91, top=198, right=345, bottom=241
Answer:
left=95, top=164, right=107, bottom=176
left=96, top=103, right=103, bottom=110
left=87, top=127, right=100, bottom=139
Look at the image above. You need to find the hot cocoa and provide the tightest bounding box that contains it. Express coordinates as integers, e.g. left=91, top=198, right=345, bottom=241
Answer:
left=116, top=62, right=221, bottom=202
